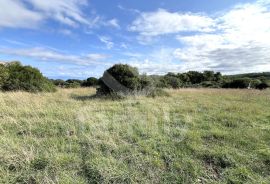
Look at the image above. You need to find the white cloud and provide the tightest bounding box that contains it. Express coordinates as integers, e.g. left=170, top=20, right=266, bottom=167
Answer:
left=129, top=9, right=215, bottom=36
left=171, top=1, right=270, bottom=74
left=107, top=19, right=120, bottom=29
left=0, top=47, right=110, bottom=66
left=0, top=0, right=101, bottom=29
left=117, top=5, right=141, bottom=14
left=0, top=0, right=43, bottom=28
left=99, top=36, right=114, bottom=49
left=26, top=0, right=90, bottom=27
left=123, top=1, right=270, bottom=74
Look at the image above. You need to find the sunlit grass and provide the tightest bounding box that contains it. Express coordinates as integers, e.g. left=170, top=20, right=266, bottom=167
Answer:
left=0, top=88, right=269, bottom=183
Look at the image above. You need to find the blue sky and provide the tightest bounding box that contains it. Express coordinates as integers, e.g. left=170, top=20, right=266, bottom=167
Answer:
left=0, top=0, right=270, bottom=79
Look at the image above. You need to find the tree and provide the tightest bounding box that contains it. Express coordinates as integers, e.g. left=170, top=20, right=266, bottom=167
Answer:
left=164, top=75, right=182, bottom=89
left=51, top=79, right=66, bottom=87
left=97, top=64, right=147, bottom=95
left=82, top=77, right=99, bottom=87
left=214, top=72, right=222, bottom=81
left=2, top=62, right=55, bottom=92
left=187, top=71, right=204, bottom=84
left=203, top=71, right=215, bottom=81
left=177, top=73, right=190, bottom=84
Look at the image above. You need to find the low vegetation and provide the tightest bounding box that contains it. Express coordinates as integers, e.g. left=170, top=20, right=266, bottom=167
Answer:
left=1, top=62, right=269, bottom=93
left=0, top=88, right=269, bottom=183
left=0, top=62, right=55, bottom=92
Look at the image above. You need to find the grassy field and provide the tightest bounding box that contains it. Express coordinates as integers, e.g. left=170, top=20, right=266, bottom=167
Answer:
left=0, top=88, right=270, bottom=184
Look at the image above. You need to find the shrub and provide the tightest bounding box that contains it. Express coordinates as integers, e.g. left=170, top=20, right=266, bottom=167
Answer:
left=200, top=81, right=221, bottom=88
left=255, top=82, right=269, bottom=90
left=147, top=88, right=170, bottom=98
left=65, top=82, right=81, bottom=88
left=51, top=79, right=66, bottom=87
left=97, top=64, right=145, bottom=96
left=2, top=62, right=56, bottom=92
left=164, top=75, right=182, bottom=89
left=82, top=77, right=99, bottom=87
left=222, top=78, right=251, bottom=89
left=187, top=71, right=204, bottom=84
left=0, top=63, right=9, bottom=89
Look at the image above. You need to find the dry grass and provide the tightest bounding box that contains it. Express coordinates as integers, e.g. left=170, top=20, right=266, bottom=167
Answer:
left=0, top=88, right=270, bottom=183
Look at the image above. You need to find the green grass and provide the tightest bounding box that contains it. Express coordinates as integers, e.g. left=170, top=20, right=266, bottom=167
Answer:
left=0, top=88, right=270, bottom=183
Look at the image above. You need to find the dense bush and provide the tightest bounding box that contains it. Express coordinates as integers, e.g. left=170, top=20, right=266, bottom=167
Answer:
left=200, top=81, right=221, bottom=88
left=51, top=79, right=66, bottom=87
left=1, top=62, right=56, bottom=92
left=255, top=82, right=269, bottom=90
left=97, top=64, right=152, bottom=96
left=0, top=64, right=9, bottom=89
left=222, top=78, right=251, bottom=89
left=163, top=75, right=182, bottom=89
left=82, top=77, right=99, bottom=87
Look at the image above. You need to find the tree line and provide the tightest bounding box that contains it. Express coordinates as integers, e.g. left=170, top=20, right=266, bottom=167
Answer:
left=0, top=62, right=269, bottom=93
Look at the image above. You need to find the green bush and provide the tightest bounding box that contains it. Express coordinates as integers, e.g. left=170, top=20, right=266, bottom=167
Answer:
left=0, top=63, right=9, bottom=89
left=97, top=64, right=147, bottom=96
left=222, top=78, right=251, bottom=89
left=200, top=81, right=221, bottom=88
left=2, top=62, right=56, bottom=92
left=255, top=82, right=269, bottom=90
left=82, top=77, right=99, bottom=87
left=164, top=75, right=182, bottom=89
left=146, top=88, right=170, bottom=98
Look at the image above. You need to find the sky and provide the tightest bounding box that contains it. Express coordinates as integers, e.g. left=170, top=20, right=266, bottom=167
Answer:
left=0, top=0, right=270, bottom=79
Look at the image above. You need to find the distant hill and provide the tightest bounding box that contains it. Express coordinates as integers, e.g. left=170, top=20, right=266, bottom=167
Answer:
left=226, top=72, right=270, bottom=80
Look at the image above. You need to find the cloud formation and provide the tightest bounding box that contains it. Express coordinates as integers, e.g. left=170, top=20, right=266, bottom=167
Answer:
left=129, top=9, right=215, bottom=36
left=0, top=0, right=43, bottom=28
left=128, top=1, right=270, bottom=74
left=0, top=0, right=103, bottom=29
left=0, top=47, right=109, bottom=66
left=174, top=1, right=270, bottom=73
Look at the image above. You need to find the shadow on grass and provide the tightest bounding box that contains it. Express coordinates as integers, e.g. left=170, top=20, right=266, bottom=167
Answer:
left=71, top=94, right=126, bottom=101
left=71, top=94, right=98, bottom=101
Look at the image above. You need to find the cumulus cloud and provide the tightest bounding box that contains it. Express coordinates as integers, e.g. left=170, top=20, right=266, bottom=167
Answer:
left=129, top=9, right=215, bottom=36
left=0, top=0, right=43, bottom=28
left=0, top=47, right=109, bottom=66
left=174, top=1, right=270, bottom=73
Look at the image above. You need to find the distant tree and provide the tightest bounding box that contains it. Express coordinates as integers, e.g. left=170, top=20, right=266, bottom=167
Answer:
left=51, top=79, right=66, bottom=87
left=66, top=79, right=83, bottom=85
left=214, top=72, right=222, bottom=81
left=65, top=82, right=81, bottom=88
left=203, top=71, right=215, bottom=81
left=164, top=75, right=182, bottom=89
left=222, top=78, right=251, bottom=89
left=82, top=77, right=99, bottom=87
left=201, top=81, right=220, bottom=88
left=187, top=71, right=204, bottom=84
left=177, top=73, right=190, bottom=84
left=2, top=62, right=55, bottom=92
